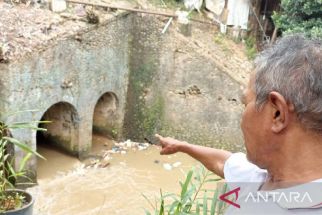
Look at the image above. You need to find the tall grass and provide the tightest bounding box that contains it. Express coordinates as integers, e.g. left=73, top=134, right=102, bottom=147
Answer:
left=144, top=166, right=229, bottom=215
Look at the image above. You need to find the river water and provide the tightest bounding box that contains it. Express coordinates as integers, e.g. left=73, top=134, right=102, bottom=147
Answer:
left=29, top=135, right=200, bottom=215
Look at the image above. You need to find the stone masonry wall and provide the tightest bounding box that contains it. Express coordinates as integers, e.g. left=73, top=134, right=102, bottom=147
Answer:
left=0, top=13, right=246, bottom=180
left=0, top=14, right=132, bottom=179
left=124, top=14, right=245, bottom=152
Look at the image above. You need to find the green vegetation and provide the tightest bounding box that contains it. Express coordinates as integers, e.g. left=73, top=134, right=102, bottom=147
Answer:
left=111, top=127, right=119, bottom=139
left=0, top=110, right=46, bottom=212
left=142, top=95, right=165, bottom=136
left=125, top=52, right=165, bottom=140
left=272, top=0, right=322, bottom=38
left=214, top=34, right=225, bottom=45
left=244, top=36, right=257, bottom=60
left=214, top=33, right=256, bottom=60
left=213, top=34, right=233, bottom=55
left=144, top=166, right=229, bottom=215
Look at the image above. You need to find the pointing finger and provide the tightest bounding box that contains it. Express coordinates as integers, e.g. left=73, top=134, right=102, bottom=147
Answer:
left=155, top=134, right=163, bottom=141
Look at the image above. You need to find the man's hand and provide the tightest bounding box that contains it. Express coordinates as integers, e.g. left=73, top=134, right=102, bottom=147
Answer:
left=155, top=134, right=232, bottom=178
left=155, top=134, right=187, bottom=155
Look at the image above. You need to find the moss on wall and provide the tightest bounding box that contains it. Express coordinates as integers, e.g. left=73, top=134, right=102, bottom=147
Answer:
left=142, top=95, right=165, bottom=136
left=123, top=58, right=164, bottom=141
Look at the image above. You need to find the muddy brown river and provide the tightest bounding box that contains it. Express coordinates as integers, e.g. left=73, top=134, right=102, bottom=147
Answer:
left=28, top=135, right=200, bottom=215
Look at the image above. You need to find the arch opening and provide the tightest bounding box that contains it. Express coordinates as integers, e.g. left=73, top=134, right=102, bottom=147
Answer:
left=37, top=102, right=79, bottom=155
left=92, top=92, right=119, bottom=139
left=36, top=102, right=81, bottom=179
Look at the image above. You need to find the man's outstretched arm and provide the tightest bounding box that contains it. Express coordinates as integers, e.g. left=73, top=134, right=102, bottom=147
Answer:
left=155, top=134, right=232, bottom=178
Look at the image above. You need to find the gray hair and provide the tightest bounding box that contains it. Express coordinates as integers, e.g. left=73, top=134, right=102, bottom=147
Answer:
left=254, top=34, right=322, bottom=132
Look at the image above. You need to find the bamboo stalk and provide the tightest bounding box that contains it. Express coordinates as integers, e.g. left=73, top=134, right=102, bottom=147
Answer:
left=66, top=0, right=219, bottom=26
left=67, top=0, right=176, bottom=17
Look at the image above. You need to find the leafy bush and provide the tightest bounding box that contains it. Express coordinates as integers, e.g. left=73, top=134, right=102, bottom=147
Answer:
left=144, top=166, right=229, bottom=215
left=0, top=110, right=46, bottom=212
left=272, top=0, right=322, bottom=38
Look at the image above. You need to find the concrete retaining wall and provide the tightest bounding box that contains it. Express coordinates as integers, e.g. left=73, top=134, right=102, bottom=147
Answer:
left=0, top=13, right=245, bottom=180
left=0, top=14, right=132, bottom=179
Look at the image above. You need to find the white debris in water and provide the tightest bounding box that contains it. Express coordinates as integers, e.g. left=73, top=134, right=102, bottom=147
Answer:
left=108, top=139, right=150, bottom=154
left=138, top=143, right=149, bottom=151
left=117, top=139, right=139, bottom=148
left=102, top=153, right=111, bottom=160
left=163, top=163, right=173, bottom=171
left=125, top=139, right=133, bottom=147
left=83, top=139, right=151, bottom=170
left=69, top=165, right=87, bottom=176
left=172, top=161, right=182, bottom=168
left=107, top=149, right=116, bottom=154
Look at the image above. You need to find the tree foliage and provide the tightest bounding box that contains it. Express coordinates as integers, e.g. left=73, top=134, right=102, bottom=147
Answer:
left=272, top=0, right=322, bottom=38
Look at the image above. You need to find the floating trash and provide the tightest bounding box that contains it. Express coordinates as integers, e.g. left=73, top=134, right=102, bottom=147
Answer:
left=83, top=139, right=152, bottom=169
left=172, top=161, right=182, bottom=168
left=163, top=163, right=172, bottom=171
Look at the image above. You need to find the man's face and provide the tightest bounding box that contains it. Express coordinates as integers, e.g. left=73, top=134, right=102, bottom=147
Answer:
left=240, top=75, right=273, bottom=168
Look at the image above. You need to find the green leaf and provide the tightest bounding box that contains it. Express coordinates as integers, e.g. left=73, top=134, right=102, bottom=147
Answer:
left=18, top=152, right=32, bottom=172
left=142, top=193, right=156, bottom=210
left=196, top=200, right=201, bottom=215
left=202, top=191, right=208, bottom=215
left=6, top=162, right=17, bottom=178
left=217, top=184, right=228, bottom=214
left=181, top=170, right=193, bottom=199
left=210, top=187, right=220, bottom=215
left=2, top=154, right=10, bottom=162
left=174, top=202, right=181, bottom=215
left=144, top=209, right=152, bottom=215
left=168, top=200, right=180, bottom=213
left=8, top=124, right=47, bottom=131
left=3, top=137, right=45, bottom=159
left=159, top=198, right=164, bottom=215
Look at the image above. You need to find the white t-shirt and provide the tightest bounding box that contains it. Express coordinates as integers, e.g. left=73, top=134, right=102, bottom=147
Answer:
left=223, top=153, right=322, bottom=214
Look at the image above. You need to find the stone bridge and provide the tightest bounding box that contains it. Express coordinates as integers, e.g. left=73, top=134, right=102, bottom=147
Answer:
left=0, top=12, right=247, bottom=180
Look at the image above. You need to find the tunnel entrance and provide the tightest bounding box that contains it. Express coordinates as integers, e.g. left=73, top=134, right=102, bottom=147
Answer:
left=92, top=92, right=119, bottom=154
left=36, top=102, right=80, bottom=179
left=92, top=92, right=119, bottom=139
left=36, top=102, right=80, bottom=155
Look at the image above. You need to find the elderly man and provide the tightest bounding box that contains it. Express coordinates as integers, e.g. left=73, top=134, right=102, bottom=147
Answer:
left=156, top=35, right=322, bottom=214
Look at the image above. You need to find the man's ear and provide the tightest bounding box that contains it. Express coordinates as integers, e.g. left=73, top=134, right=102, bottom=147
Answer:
left=268, top=91, right=289, bottom=133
